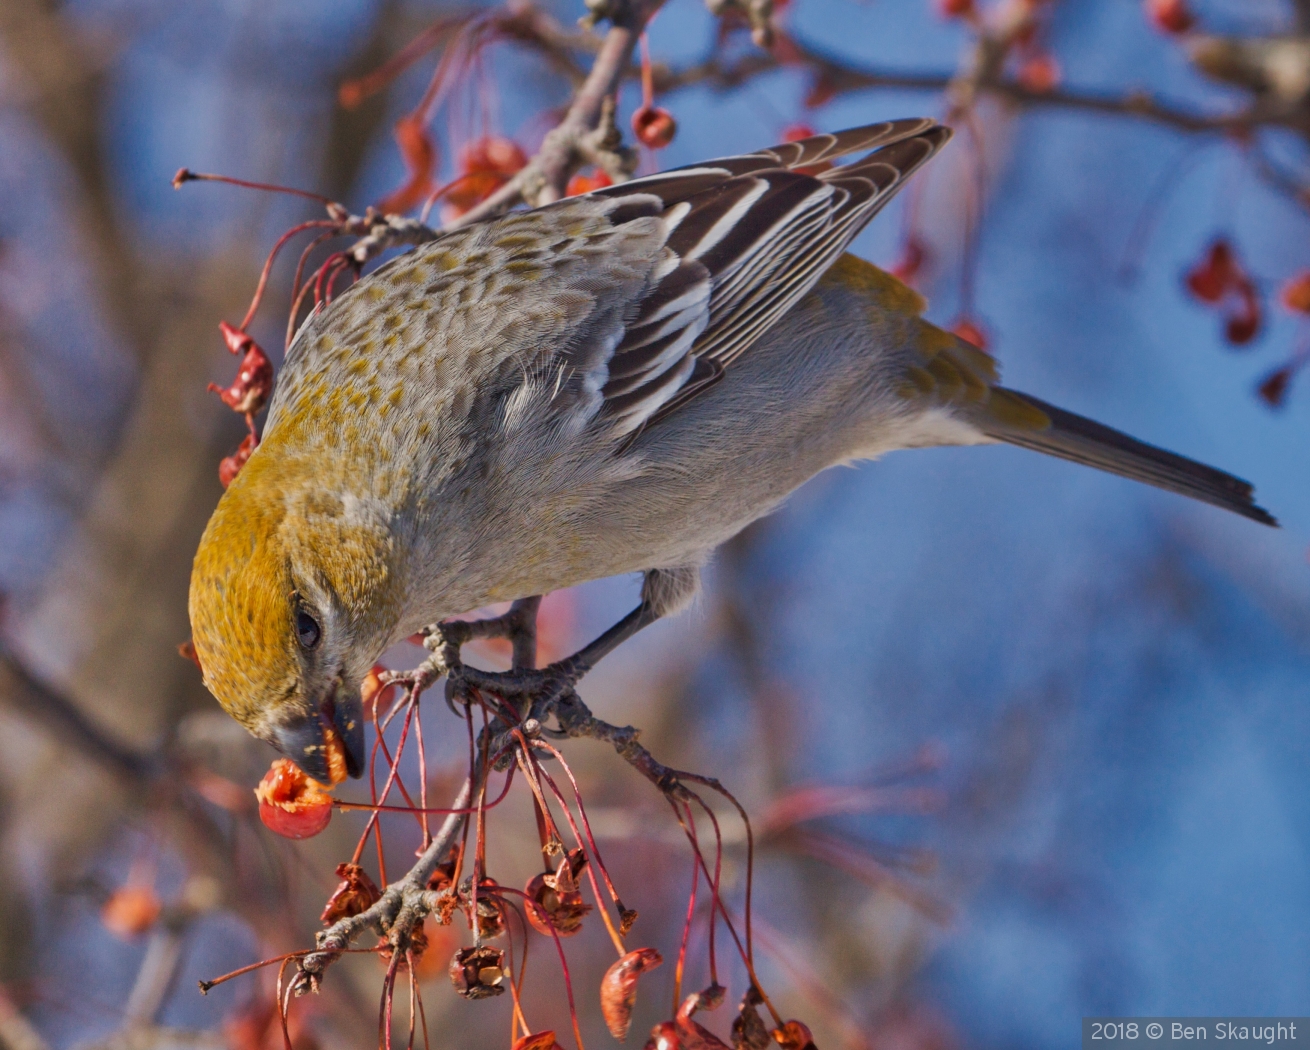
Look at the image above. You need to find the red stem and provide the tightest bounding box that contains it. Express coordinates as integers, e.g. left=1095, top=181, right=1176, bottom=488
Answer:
left=674, top=839, right=698, bottom=1013
left=173, top=168, right=336, bottom=206
left=239, top=219, right=339, bottom=332
left=532, top=740, right=626, bottom=910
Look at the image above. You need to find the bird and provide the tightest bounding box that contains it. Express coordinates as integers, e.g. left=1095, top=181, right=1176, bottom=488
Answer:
left=188, top=119, right=1276, bottom=784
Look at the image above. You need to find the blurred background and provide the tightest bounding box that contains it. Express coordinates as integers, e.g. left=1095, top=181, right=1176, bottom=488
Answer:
left=0, top=0, right=1308, bottom=1047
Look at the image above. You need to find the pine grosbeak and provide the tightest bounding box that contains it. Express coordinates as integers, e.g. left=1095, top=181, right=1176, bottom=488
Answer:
left=188, top=120, right=1275, bottom=782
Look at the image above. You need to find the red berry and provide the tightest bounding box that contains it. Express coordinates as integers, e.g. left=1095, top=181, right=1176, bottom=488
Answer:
left=443, top=136, right=528, bottom=216
left=565, top=168, right=614, bottom=196
left=254, top=758, right=334, bottom=839
left=1145, top=0, right=1194, bottom=34
left=101, top=885, right=161, bottom=938
left=1279, top=271, right=1310, bottom=314
left=632, top=106, right=677, bottom=149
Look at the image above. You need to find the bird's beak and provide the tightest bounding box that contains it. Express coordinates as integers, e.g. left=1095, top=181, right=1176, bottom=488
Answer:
left=270, top=683, right=366, bottom=783
left=328, top=682, right=366, bottom=779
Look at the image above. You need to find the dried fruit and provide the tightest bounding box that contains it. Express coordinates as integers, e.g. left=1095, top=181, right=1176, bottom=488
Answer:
left=465, top=878, right=507, bottom=940
left=771, top=1021, right=816, bottom=1050
left=218, top=433, right=256, bottom=488
left=177, top=639, right=202, bottom=670
left=1257, top=364, right=1295, bottom=408
left=731, top=988, right=771, bottom=1050
left=645, top=1022, right=680, bottom=1050
left=513, top=1033, right=565, bottom=1050
left=1185, top=240, right=1237, bottom=303
left=379, top=922, right=428, bottom=970
left=209, top=322, right=274, bottom=418
left=1280, top=272, right=1310, bottom=314
left=378, top=114, right=437, bottom=215
left=525, top=848, right=592, bottom=937
left=321, top=862, right=381, bottom=925
left=601, top=947, right=664, bottom=1040
left=632, top=106, right=677, bottom=149
left=443, top=137, right=528, bottom=217
left=101, top=885, right=161, bottom=938
left=1224, top=286, right=1261, bottom=345
left=1145, top=0, right=1194, bottom=34
left=448, top=944, right=507, bottom=999
left=427, top=858, right=457, bottom=893
left=254, top=758, right=333, bottom=839
left=566, top=168, right=615, bottom=196
left=1184, top=240, right=1263, bottom=346
left=667, top=993, right=732, bottom=1050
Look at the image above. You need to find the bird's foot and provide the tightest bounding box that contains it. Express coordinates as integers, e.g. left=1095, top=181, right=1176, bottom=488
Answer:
left=388, top=598, right=661, bottom=740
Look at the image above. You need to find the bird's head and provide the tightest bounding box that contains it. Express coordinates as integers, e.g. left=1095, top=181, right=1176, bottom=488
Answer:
left=188, top=438, right=403, bottom=783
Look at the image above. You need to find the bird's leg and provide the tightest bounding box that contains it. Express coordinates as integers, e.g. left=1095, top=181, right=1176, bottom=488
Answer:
left=432, top=600, right=661, bottom=706
left=411, top=568, right=696, bottom=715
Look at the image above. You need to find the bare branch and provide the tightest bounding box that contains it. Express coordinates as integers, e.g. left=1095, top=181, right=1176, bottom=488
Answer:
left=450, top=0, right=664, bottom=226
left=0, top=647, right=152, bottom=780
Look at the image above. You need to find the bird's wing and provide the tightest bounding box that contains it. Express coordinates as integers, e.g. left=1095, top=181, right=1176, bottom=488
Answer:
left=272, top=121, right=949, bottom=446
left=572, top=119, right=952, bottom=434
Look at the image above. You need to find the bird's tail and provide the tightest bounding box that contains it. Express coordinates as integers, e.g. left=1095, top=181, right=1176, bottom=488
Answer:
left=978, top=388, right=1277, bottom=526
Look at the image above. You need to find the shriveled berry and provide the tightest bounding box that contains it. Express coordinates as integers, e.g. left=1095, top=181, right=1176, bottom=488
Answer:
left=449, top=944, right=507, bottom=999
left=513, top=1033, right=565, bottom=1050
left=218, top=433, right=256, bottom=488
left=444, top=137, right=528, bottom=216
left=321, top=862, right=381, bottom=925
left=601, top=947, right=664, bottom=1040
left=771, top=1021, right=816, bottom=1050
left=525, top=847, right=591, bottom=937
left=209, top=323, right=274, bottom=418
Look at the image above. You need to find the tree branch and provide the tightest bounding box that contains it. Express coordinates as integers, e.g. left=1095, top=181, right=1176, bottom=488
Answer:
left=449, top=0, right=662, bottom=226
left=0, top=646, right=152, bottom=781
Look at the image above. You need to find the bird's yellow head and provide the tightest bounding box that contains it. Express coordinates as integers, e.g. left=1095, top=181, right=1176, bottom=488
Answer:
left=188, top=435, right=403, bottom=782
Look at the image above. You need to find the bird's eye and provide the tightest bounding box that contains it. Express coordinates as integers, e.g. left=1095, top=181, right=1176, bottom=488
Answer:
left=295, top=609, right=322, bottom=650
